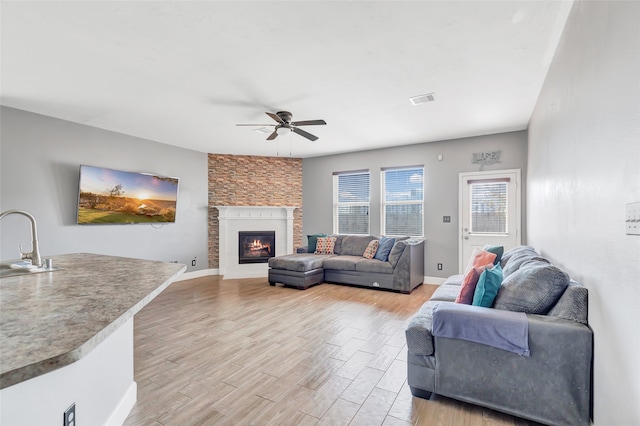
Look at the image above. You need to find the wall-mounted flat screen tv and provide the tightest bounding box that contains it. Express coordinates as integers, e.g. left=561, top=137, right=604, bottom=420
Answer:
left=77, top=165, right=179, bottom=224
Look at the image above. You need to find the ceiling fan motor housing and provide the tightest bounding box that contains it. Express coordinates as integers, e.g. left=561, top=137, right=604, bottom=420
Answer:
left=276, top=111, right=293, bottom=123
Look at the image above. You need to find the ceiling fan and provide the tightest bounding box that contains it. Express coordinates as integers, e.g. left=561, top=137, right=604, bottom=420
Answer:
left=236, top=111, right=326, bottom=141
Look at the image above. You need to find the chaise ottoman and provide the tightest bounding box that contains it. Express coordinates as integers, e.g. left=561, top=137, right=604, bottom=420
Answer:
left=268, top=253, right=334, bottom=289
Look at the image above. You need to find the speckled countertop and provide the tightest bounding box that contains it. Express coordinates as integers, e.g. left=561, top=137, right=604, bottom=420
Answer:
left=0, top=253, right=185, bottom=389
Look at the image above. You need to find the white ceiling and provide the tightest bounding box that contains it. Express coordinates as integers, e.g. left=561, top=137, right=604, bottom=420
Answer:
left=1, top=1, right=573, bottom=158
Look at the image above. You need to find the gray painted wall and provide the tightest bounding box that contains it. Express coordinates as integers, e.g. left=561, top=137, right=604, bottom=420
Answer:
left=302, top=131, right=527, bottom=278
left=0, top=107, right=208, bottom=271
left=527, top=1, right=640, bottom=424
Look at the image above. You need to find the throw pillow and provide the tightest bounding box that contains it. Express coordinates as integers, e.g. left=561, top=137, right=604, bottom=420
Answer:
left=373, top=237, right=395, bottom=261
left=362, top=239, right=380, bottom=259
left=464, top=248, right=497, bottom=274
left=455, top=264, right=488, bottom=304
left=493, top=263, right=570, bottom=314
left=472, top=264, right=503, bottom=308
left=314, top=237, right=337, bottom=255
left=482, top=245, right=504, bottom=265
left=307, top=233, right=327, bottom=253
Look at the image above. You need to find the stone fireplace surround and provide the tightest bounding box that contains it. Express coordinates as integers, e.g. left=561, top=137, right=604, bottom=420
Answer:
left=215, top=206, right=296, bottom=279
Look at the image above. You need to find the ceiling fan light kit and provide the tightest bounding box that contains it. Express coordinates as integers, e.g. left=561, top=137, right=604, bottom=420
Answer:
left=276, top=127, right=291, bottom=136
left=237, top=110, right=326, bottom=142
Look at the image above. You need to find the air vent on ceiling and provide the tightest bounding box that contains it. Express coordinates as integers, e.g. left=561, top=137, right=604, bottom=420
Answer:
left=409, top=93, right=436, bottom=105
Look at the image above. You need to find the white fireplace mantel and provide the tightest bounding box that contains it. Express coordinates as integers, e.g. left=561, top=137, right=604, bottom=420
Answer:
left=214, top=206, right=296, bottom=279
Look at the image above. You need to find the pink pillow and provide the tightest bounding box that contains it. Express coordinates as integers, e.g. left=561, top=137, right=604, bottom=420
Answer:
left=456, top=265, right=487, bottom=304
left=464, top=248, right=498, bottom=275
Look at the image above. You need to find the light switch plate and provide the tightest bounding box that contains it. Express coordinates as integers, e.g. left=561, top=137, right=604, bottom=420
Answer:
left=626, top=202, right=640, bottom=235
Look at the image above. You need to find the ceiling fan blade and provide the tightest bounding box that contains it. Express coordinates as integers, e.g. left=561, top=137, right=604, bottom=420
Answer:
left=292, top=127, right=318, bottom=141
left=266, top=130, right=278, bottom=140
left=236, top=124, right=275, bottom=126
left=266, top=112, right=285, bottom=124
left=290, top=119, right=326, bottom=126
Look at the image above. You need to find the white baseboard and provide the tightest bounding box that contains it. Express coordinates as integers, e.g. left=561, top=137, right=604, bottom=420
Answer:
left=176, top=268, right=219, bottom=281
left=178, top=271, right=445, bottom=286
left=105, top=381, right=137, bottom=426
left=424, top=276, right=446, bottom=285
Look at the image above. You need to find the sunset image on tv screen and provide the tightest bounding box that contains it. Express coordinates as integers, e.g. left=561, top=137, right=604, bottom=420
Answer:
left=77, top=165, right=179, bottom=224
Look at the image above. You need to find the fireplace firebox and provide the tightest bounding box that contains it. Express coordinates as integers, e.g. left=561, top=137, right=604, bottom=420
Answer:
left=238, top=231, right=275, bottom=264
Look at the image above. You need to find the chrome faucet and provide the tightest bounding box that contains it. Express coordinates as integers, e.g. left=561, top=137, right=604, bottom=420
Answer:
left=0, top=209, right=43, bottom=267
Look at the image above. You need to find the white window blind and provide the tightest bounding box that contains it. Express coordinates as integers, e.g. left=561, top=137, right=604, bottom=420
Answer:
left=469, top=180, right=508, bottom=233
left=333, top=171, right=370, bottom=235
left=382, top=167, right=424, bottom=236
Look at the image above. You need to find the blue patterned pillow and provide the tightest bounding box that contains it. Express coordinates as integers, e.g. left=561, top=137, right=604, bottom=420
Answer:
left=374, top=237, right=396, bottom=261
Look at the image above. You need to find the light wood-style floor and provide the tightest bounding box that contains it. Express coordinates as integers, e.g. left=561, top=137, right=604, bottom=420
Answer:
left=124, top=276, right=541, bottom=426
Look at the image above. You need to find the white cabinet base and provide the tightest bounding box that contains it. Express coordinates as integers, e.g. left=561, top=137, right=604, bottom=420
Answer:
left=1, top=318, right=136, bottom=426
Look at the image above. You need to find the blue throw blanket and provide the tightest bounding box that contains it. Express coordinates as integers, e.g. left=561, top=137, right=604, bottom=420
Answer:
left=432, top=303, right=530, bottom=356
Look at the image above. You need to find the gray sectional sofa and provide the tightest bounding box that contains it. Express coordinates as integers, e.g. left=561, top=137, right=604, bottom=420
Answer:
left=405, top=245, right=593, bottom=425
left=268, top=235, right=424, bottom=293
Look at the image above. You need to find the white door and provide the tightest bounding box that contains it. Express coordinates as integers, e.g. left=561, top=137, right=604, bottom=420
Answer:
left=458, top=169, right=521, bottom=272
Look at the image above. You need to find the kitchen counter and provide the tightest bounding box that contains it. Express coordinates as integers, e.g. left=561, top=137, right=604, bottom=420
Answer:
left=0, top=253, right=185, bottom=389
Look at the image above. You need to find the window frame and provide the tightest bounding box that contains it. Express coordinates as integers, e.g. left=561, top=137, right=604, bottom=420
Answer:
left=332, top=170, right=371, bottom=235
left=381, top=166, right=425, bottom=237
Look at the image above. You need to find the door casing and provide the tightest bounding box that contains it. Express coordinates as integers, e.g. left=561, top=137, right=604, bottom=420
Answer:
left=458, top=169, right=522, bottom=272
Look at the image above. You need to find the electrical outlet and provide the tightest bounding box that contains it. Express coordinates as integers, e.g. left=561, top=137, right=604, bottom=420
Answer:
left=63, top=403, right=75, bottom=426
left=437, top=263, right=443, bottom=270
left=169, top=260, right=178, bottom=263
left=192, top=257, right=197, bottom=267
left=443, top=216, right=451, bottom=223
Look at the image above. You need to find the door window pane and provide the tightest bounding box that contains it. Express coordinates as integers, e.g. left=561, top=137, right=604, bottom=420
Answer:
left=470, top=181, right=507, bottom=233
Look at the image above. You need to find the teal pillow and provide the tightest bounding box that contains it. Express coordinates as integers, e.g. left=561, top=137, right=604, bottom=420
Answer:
left=373, top=237, right=395, bottom=261
left=307, top=234, right=327, bottom=253
left=472, top=264, right=503, bottom=307
left=483, top=245, right=504, bottom=265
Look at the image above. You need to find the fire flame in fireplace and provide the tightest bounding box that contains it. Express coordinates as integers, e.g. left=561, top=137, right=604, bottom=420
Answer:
left=244, top=238, right=271, bottom=256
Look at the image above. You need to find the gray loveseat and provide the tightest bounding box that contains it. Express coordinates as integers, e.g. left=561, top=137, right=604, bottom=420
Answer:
left=405, top=246, right=593, bottom=425
left=268, top=235, right=424, bottom=293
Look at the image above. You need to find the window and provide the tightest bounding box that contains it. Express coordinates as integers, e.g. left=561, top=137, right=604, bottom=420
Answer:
left=333, top=171, right=370, bottom=234
left=382, top=166, right=424, bottom=236
left=469, top=180, right=508, bottom=234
